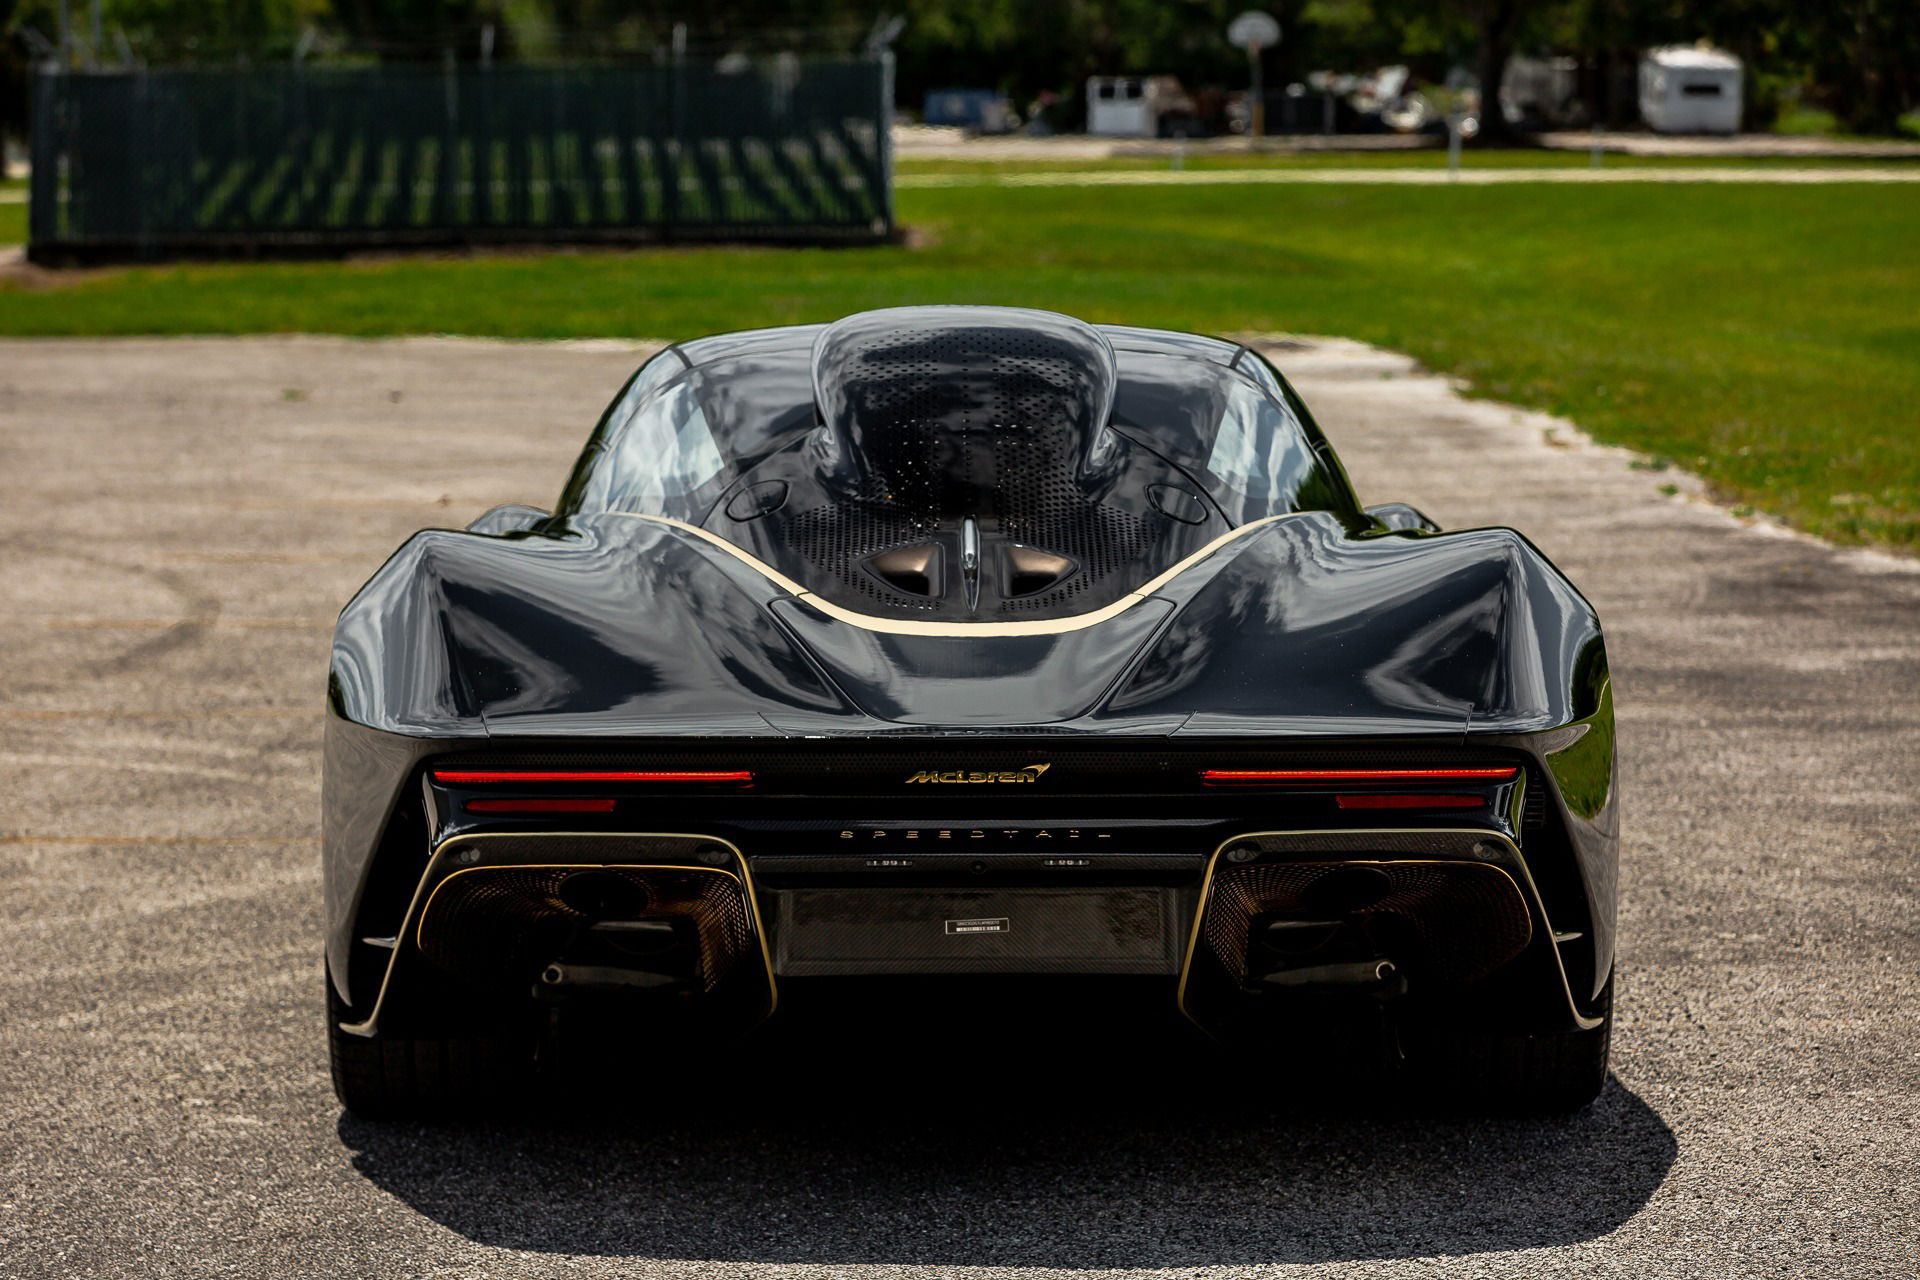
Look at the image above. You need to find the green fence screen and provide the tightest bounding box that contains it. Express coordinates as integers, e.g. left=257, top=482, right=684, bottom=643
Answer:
left=28, top=59, right=894, bottom=262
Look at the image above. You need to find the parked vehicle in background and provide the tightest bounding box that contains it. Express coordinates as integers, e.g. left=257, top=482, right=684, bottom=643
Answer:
left=1503, top=56, right=1585, bottom=129
left=923, top=88, right=1018, bottom=135
left=1639, top=46, right=1742, bottom=134
left=1247, top=67, right=1444, bottom=135
left=1086, top=75, right=1202, bottom=137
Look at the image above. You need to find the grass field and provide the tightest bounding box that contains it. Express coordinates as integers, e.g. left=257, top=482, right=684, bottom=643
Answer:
left=1, top=168, right=1915, bottom=549
left=895, top=150, right=1920, bottom=175
left=0, top=176, right=22, bottom=244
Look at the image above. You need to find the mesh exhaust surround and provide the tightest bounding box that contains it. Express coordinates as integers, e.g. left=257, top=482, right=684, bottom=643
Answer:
left=415, top=866, right=753, bottom=993
left=1203, top=860, right=1533, bottom=987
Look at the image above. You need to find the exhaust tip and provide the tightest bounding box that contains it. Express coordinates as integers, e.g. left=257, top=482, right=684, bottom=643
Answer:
left=558, top=870, right=651, bottom=919
left=1303, top=864, right=1394, bottom=914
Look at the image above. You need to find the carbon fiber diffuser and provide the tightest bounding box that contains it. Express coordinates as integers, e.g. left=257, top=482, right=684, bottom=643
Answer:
left=415, top=866, right=752, bottom=992
left=1204, top=861, right=1533, bottom=987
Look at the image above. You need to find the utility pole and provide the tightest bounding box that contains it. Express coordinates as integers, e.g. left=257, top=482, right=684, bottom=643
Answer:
left=1250, top=47, right=1264, bottom=136
left=1227, top=13, right=1281, bottom=139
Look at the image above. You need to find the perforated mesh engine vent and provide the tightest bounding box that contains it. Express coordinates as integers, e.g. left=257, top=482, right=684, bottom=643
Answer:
left=842, top=326, right=1093, bottom=431
left=785, top=495, right=948, bottom=612
left=746, top=306, right=1195, bottom=619
left=989, top=425, right=1155, bottom=611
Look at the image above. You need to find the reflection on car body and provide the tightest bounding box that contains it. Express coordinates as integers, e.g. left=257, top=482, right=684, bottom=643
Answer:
left=324, top=305, right=1618, bottom=1118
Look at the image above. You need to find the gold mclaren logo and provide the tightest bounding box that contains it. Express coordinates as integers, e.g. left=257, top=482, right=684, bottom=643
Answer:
left=904, top=763, right=1052, bottom=784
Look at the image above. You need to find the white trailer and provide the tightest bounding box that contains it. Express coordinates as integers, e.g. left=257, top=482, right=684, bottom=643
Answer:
left=1086, top=76, right=1198, bottom=137
left=1638, top=46, right=1743, bottom=134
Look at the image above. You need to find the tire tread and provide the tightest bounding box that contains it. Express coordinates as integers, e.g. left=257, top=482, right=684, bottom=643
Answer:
left=1416, top=975, right=1614, bottom=1113
left=326, top=980, right=530, bottom=1120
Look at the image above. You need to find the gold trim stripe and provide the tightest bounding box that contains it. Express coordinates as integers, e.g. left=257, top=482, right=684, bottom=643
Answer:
left=610, top=511, right=1304, bottom=638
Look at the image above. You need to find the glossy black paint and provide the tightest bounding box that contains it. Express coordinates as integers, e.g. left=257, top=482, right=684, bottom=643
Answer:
left=547, top=307, right=1359, bottom=623
left=324, top=306, right=1616, bottom=1033
left=329, top=511, right=1604, bottom=737
left=809, top=306, right=1124, bottom=494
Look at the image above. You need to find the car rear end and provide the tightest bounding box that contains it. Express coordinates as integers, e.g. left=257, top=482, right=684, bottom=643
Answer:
left=335, top=738, right=1602, bottom=1093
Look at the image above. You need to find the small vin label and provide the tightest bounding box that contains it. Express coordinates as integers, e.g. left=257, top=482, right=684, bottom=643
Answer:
left=945, top=917, right=1010, bottom=936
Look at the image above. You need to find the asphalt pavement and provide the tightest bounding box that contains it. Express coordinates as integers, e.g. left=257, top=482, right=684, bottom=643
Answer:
left=0, top=335, right=1914, bottom=1277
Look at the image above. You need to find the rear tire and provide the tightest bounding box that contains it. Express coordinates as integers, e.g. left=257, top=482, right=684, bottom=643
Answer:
left=1412, top=974, right=1614, bottom=1113
left=326, top=977, right=534, bottom=1121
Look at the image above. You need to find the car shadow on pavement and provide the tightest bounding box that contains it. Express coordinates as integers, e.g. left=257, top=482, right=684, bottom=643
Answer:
left=338, top=986, right=1676, bottom=1268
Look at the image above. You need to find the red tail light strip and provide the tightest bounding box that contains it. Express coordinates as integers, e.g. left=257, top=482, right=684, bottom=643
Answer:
left=1334, top=794, right=1487, bottom=810
left=1201, top=767, right=1518, bottom=786
left=432, top=769, right=754, bottom=785
left=463, top=797, right=620, bottom=814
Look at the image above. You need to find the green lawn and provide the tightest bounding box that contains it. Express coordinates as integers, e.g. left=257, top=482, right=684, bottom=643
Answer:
left=2, top=179, right=1915, bottom=549
left=897, top=149, right=1919, bottom=176
left=0, top=175, right=24, bottom=243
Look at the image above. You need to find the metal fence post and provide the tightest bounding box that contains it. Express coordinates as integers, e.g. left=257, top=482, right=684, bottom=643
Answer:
left=666, top=49, right=684, bottom=238
left=27, top=67, right=59, bottom=259
left=133, top=67, right=150, bottom=255
left=439, top=52, right=460, bottom=233
left=874, top=51, right=895, bottom=237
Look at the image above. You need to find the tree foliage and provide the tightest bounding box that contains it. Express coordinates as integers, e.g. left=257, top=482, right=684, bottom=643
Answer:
left=2, top=0, right=1914, bottom=140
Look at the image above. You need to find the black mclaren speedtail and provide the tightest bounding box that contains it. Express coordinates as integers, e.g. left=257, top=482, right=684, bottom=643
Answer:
left=324, top=305, right=1617, bottom=1116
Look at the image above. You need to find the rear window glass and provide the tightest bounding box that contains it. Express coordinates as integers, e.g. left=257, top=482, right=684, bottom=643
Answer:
left=563, top=355, right=730, bottom=520
left=599, top=377, right=728, bottom=512
left=1205, top=381, right=1322, bottom=508
left=563, top=345, right=819, bottom=519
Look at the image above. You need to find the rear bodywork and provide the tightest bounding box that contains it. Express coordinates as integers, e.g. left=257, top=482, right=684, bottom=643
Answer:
left=324, top=307, right=1616, bottom=1050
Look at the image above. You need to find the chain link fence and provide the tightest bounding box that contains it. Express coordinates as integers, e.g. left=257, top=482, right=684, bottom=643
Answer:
left=28, top=58, right=894, bottom=263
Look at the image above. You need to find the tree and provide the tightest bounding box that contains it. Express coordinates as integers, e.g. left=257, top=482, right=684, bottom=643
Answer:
left=1798, top=0, right=1918, bottom=134
left=1459, top=0, right=1531, bottom=139
left=3, top=0, right=1914, bottom=143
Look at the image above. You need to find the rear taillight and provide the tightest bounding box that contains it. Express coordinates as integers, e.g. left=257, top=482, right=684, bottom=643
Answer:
left=1200, top=767, right=1517, bottom=786
left=464, top=797, right=619, bottom=814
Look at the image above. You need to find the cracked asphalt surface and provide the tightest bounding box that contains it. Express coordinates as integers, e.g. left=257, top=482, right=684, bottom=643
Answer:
left=1, top=335, right=1915, bottom=1277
